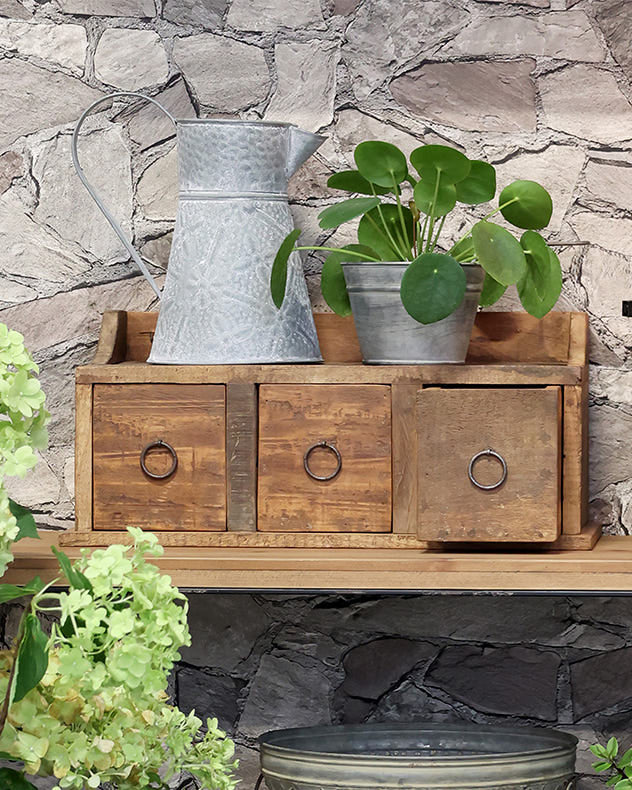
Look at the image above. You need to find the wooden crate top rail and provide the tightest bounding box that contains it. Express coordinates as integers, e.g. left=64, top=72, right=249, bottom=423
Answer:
left=78, top=310, right=588, bottom=387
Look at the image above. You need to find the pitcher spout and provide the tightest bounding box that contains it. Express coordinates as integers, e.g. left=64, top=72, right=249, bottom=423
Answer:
left=287, top=127, right=326, bottom=177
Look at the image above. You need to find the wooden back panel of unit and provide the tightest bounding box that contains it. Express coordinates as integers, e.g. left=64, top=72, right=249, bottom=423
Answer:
left=92, top=310, right=588, bottom=368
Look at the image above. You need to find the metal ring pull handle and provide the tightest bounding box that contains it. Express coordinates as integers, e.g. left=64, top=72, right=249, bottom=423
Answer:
left=71, top=92, right=177, bottom=300
left=468, top=448, right=507, bottom=491
left=304, top=440, right=342, bottom=482
left=140, top=439, right=178, bottom=480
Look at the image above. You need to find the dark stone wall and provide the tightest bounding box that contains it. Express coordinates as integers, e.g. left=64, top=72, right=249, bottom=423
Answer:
left=175, top=593, right=632, bottom=790
left=4, top=592, right=632, bottom=789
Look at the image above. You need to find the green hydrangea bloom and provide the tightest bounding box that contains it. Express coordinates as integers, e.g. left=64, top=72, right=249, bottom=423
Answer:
left=0, top=529, right=237, bottom=790
left=0, top=323, right=49, bottom=575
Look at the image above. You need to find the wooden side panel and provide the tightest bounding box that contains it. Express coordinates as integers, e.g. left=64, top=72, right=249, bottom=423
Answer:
left=258, top=384, right=392, bottom=532
left=92, top=384, right=226, bottom=531
left=467, top=312, right=572, bottom=364
left=392, top=383, right=419, bottom=534
left=92, top=311, right=127, bottom=365
left=563, top=382, right=588, bottom=534
left=226, top=383, right=257, bottom=532
left=74, top=383, right=93, bottom=533
left=418, top=387, right=561, bottom=542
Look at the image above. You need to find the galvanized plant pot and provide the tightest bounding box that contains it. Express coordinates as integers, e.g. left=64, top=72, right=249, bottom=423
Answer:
left=259, top=723, right=577, bottom=790
left=341, top=261, right=485, bottom=364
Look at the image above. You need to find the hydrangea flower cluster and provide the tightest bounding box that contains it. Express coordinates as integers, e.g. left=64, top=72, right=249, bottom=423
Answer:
left=0, top=323, right=49, bottom=575
left=0, top=528, right=237, bottom=790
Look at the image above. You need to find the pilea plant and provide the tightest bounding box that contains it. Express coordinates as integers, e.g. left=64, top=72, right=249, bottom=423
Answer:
left=271, top=141, right=562, bottom=324
left=0, top=323, right=237, bottom=790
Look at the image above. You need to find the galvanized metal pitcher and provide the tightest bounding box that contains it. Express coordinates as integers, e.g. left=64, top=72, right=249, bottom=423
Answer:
left=72, top=92, right=324, bottom=364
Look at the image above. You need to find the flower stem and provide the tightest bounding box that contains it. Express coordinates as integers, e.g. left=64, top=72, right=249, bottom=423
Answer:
left=293, top=246, right=379, bottom=261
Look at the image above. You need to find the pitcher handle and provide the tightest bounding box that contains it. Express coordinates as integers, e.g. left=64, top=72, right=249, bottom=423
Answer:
left=71, top=92, right=177, bottom=299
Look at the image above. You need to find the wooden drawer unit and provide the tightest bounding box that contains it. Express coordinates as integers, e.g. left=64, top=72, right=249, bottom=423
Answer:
left=418, top=387, right=561, bottom=542
left=92, top=383, right=226, bottom=532
left=64, top=310, right=600, bottom=553
left=257, top=384, right=392, bottom=532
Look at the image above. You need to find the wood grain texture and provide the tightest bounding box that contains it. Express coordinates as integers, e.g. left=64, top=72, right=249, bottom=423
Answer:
left=74, top=383, right=93, bottom=533
left=314, top=314, right=362, bottom=363
left=467, top=312, right=573, bottom=364
left=258, top=384, right=392, bottom=532
left=59, top=520, right=600, bottom=550
left=125, top=311, right=157, bottom=362
left=116, top=311, right=587, bottom=367
left=92, top=384, right=226, bottom=532
left=392, top=383, right=419, bottom=534
left=15, top=530, right=630, bottom=593
left=563, top=383, right=588, bottom=535
left=418, top=387, right=561, bottom=542
left=568, top=311, right=589, bottom=366
left=226, top=383, right=257, bottom=532
left=92, top=311, right=127, bottom=365
left=76, top=362, right=581, bottom=386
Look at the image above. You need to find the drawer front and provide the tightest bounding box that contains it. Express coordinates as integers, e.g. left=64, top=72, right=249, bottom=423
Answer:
left=258, top=384, right=392, bottom=532
left=93, top=384, right=226, bottom=531
left=418, top=387, right=561, bottom=542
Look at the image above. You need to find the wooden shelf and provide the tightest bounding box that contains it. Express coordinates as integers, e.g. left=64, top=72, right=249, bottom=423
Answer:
left=5, top=531, right=632, bottom=592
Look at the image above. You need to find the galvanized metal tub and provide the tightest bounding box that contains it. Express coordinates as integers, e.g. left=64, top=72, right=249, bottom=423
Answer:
left=341, top=261, right=485, bottom=364
left=259, top=723, right=577, bottom=790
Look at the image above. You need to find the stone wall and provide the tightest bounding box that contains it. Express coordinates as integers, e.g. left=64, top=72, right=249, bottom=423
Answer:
left=0, top=0, right=631, bottom=530
left=1, top=2, right=632, bottom=789
left=4, top=591, right=632, bottom=789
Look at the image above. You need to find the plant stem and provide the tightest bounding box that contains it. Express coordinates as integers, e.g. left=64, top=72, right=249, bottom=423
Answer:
left=364, top=213, right=405, bottom=260
left=393, top=179, right=412, bottom=260
left=425, top=173, right=442, bottom=253
left=429, top=215, right=446, bottom=253
left=293, top=246, right=379, bottom=262
left=418, top=214, right=429, bottom=253
left=448, top=197, right=520, bottom=256
left=371, top=193, right=408, bottom=260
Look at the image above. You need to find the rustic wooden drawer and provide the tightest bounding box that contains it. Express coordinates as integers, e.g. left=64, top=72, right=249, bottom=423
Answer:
left=257, top=384, right=392, bottom=532
left=92, top=383, right=226, bottom=532
left=417, top=387, right=561, bottom=542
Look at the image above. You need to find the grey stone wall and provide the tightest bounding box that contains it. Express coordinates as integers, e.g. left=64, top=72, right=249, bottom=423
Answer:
left=4, top=592, right=632, bottom=789
left=2, top=3, right=632, bottom=789
left=0, top=0, right=631, bottom=530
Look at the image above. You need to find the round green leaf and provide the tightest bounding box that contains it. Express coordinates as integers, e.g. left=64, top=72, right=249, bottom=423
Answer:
left=327, top=170, right=389, bottom=195
left=520, top=230, right=552, bottom=299
left=270, top=228, right=301, bottom=309
left=410, top=145, right=471, bottom=184
left=414, top=177, right=457, bottom=217
left=455, top=160, right=496, bottom=205
left=499, top=179, right=553, bottom=230
left=358, top=204, right=414, bottom=260
left=471, top=220, right=527, bottom=286
left=318, top=196, right=380, bottom=230
left=517, top=245, right=562, bottom=319
left=479, top=272, right=507, bottom=307
left=321, top=244, right=377, bottom=316
left=401, top=253, right=466, bottom=324
left=354, top=141, right=408, bottom=188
